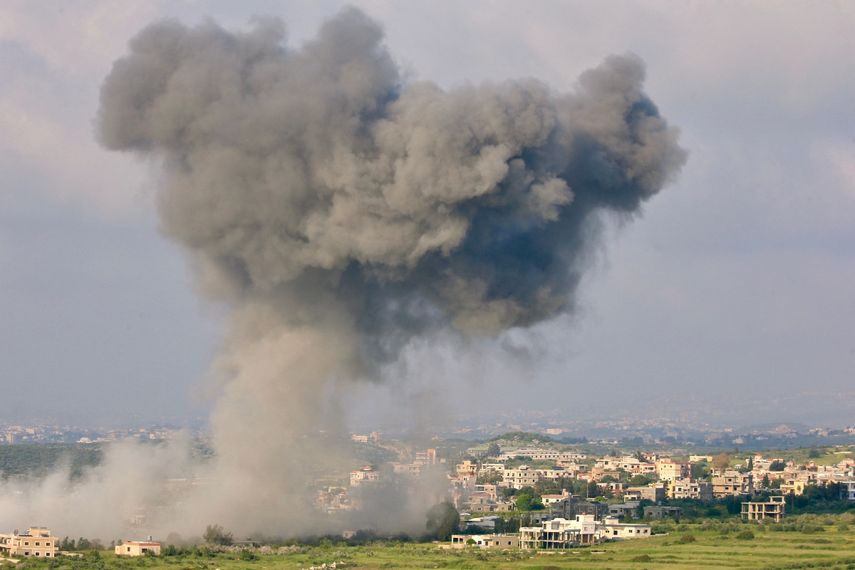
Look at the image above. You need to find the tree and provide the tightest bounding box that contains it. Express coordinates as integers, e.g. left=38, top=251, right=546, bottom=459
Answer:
left=712, top=453, right=730, bottom=471
left=514, top=487, right=544, bottom=511
left=808, top=448, right=821, bottom=459
left=485, top=443, right=501, bottom=458
left=628, top=474, right=652, bottom=487
left=203, top=524, right=233, bottom=546
left=425, top=502, right=460, bottom=541
left=691, top=462, right=710, bottom=480
left=769, top=460, right=786, bottom=472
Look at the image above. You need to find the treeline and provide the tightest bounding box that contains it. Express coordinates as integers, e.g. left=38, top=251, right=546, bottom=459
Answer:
left=0, top=444, right=102, bottom=480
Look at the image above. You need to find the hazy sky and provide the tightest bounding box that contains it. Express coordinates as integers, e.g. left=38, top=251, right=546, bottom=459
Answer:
left=2, top=1, right=854, bottom=428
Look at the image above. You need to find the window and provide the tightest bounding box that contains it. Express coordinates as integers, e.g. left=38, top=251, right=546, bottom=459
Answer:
left=35, top=542, right=40, bottom=546
left=46, top=553, right=51, bottom=557
left=35, top=552, right=40, bottom=556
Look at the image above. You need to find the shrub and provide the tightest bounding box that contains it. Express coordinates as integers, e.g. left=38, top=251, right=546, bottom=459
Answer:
left=736, top=530, right=755, bottom=540
left=632, top=554, right=653, bottom=562
left=678, top=533, right=696, bottom=543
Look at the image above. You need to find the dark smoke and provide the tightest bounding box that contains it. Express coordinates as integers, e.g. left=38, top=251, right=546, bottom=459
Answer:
left=92, top=6, right=686, bottom=535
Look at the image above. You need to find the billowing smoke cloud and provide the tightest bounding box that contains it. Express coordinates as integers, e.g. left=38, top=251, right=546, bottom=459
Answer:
left=2, top=7, right=685, bottom=540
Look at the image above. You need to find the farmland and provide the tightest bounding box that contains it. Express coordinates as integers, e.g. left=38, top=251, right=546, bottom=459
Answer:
left=7, top=514, right=855, bottom=570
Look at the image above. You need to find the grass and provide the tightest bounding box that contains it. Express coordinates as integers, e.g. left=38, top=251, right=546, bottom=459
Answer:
left=8, top=516, right=855, bottom=570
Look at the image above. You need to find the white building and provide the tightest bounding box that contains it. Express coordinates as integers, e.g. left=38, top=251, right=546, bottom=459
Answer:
left=450, top=534, right=518, bottom=549
left=598, top=516, right=652, bottom=539
left=520, top=515, right=598, bottom=549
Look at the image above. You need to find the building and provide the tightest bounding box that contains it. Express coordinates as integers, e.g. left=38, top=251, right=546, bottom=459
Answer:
left=449, top=534, right=518, bottom=549
left=624, top=484, right=665, bottom=502
left=780, top=479, right=808, bottom=496
left=115, top=540, right=162, bottom=557
left=840, top=481, right=855, bottom=501
left=0, top=527, right=57, bottom=559
left=520, top=515, right=598, bottom=549
left=520, top=513, right=652, bottom=549
left=415, top=448, right=438, bottom=465
left=502, top=466, right=542, bottom=489
left=741, top=496, right=786, bottom=523
left=456, top=460, right=478, bottom=476
left=644, top=506, right=682, bottom=521
left=608, top=502, right=640, bottom=519
left=541, top=490, right=571, bottom=506
left=464, top=515, right=502, bottom=532
left=350, top=465, right=380, bottom=486
left=598, top=516, right=652, bottom=540
left=656, top=459, right=689, bottom=482
left=712, top=470, right=753, bottom=497
left=668, top=478, right=713, bottom=501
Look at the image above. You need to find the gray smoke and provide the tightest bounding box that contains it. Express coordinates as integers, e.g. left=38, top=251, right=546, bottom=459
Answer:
left=91, top=6, right=685, bottom=536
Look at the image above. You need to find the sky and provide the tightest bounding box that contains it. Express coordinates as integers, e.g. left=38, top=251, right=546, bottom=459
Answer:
left=2, top=0, right=854, bottom=428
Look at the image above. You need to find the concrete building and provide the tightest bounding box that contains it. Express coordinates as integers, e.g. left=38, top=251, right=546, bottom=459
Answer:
left=0, top=527, right=57, bottom=559
left=624, top=484, right=665, bottom=502
left=598, top=516, right=652, bottom=540
left=449, top=534, right=518, bottom=549
left=712, top=470, right=753, bottom=497
left=840, top=481, right=855, bottom=501
left=502, top=466, right=541, bottom=489
left=741, top=496, right=786, bottom=523
left=350, top=465, right=380, bottom=486
left=608, top=502, right=640, bottom=519
left=644, top=506, right=682, bottom=521
left=668, top=478, right=713, bottom=501
left=656, top=459, right=689, bottom=482
left=520, top=515, right=598, bottom=549
left=541, top=490, right=571, bottom=506
left=115, top=540, right=162, bottom=557
left=780, top=479, right=809, bottom=496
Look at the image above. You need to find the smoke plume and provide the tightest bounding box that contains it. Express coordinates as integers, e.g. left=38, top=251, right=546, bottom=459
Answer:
left=2, top=6, right=685, bottom=540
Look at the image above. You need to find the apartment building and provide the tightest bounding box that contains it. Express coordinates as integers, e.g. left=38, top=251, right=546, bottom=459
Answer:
left=656, top=459, right=688, bottom=481
left=0, top=527, right=57, bottom=559
left=741, top=496, right=786, bottom=523
left=668, top=478, right=713, bottom=501
left=712, top=470, right=753, bottom=497
left=520, top=515, right=598, bottom=549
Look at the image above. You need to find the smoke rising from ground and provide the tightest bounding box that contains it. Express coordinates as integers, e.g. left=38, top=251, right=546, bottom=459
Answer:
left=1, top=7, right=684, bottom=540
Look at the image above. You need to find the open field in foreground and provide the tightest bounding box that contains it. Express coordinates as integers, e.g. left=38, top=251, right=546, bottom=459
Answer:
left=8, top=521, right=855, bottom=570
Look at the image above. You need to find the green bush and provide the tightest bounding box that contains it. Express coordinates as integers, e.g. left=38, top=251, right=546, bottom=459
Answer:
left=736, top=530, right=755, bottom=540
left=678, top=533, right=696, bottom=543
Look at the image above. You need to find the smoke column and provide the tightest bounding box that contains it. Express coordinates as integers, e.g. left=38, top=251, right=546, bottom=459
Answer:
left=78, top=6, right=687, bottom=537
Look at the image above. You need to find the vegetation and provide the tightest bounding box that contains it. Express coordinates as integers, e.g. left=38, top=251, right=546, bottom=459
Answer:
left=0, top=444, right=102, bottom=480
left=202, top=524, right=233, bottom=546
left=9, top=514, right=855, bottom=569
left=488, top=432, right=553, bottom=445
left=513, top=487, right=544, bottom=511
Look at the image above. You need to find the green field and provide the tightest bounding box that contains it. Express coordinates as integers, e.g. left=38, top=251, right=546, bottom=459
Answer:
left=8, top=516, right=855, bottom=570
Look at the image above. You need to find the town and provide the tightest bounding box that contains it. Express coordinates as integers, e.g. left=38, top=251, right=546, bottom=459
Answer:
left=1, top=430, right=854, bottom=567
